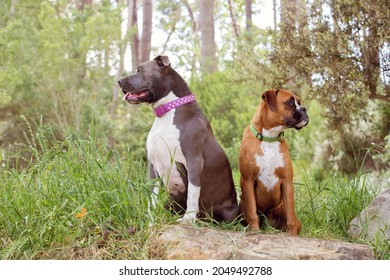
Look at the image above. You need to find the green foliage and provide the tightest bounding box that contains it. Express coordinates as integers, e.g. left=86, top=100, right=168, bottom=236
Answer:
left=0, top=0, right=121, bottom=147
left=229, top=0, right=390, bottom=174
left=0, top=119, right=173, bottom=259
left=295, top=169, right=390, bottom=259
left=189, top=71, right=259, bottom=169
left=190, top=72, right=253, bottom=145
left=297, top=172, right=376, bottom=237
left=0, top=90, right=11, bottom=107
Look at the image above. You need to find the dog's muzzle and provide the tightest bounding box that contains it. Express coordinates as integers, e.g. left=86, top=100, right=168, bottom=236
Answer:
left=118, top=74, right=152, bottom=104
left=286, top=107, right=309, bottom=130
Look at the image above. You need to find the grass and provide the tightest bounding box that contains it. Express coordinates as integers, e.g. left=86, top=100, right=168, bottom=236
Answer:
left=0, top=119, right=175, bottom=259
left=0, top=120, right=388, bottom=259
left=297, top=171, right=375, bottom=238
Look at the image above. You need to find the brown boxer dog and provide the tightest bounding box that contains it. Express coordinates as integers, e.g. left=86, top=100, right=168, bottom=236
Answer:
left=238, top=89, right=309, bottom=235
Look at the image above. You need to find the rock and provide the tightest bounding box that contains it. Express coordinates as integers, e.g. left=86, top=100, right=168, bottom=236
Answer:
left=348, top=188, right=390, bottom=241
left=155, top=225, right=374, bottom=260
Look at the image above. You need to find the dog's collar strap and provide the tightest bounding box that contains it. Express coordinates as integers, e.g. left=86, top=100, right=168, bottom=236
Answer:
left=153, top=94, right=196, bottom=117
left=250, top=123, right=284, bottom=142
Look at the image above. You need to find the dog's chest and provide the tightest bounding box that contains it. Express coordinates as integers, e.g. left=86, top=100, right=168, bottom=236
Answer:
left=146, top=111, right=186, bottom=192
left=255, top=142, right=285, bottom=191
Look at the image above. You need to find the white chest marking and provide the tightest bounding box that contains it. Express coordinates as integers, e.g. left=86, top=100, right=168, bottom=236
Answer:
left=146, top=92, right=186, bottom=195
left=255, top=127, right=285, bottom=191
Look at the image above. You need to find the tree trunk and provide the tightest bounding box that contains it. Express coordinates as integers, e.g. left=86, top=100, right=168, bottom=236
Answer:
left=245, top=0, right=252, bottom=32
left=296, top=0, right=311, bottom=86
left=111, top=0, right=133, bottom=119
left=228, top=0, right=240, bottom=38
left=77, top=0, right=92, bottom=11
left=331, top=0, right=344, bottom=56
left=199, top=0, right=217, bottom=73
left=129, top=0, right=140, bottom=70
left=244, top=0, right=253, bottom=48
left=111, top=43, right=125, bottom=119
left=279, top=0, right=297, bottom=87
left=141, top=0, right=152, bottom=63
left=10, top=0, right=19, bottom=17
left=362, top=10, right=381, bottom=100
left=184, top=0, right=196, bottom=32
left=273, top=0, right=277, bottom=32
left=183, top=0, right=198, bottom=77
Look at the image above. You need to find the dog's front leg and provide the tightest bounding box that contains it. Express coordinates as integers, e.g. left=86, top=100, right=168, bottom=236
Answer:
left=240, top=176, right=260, bottom=230
left=281, top=177, right=301, bottom=235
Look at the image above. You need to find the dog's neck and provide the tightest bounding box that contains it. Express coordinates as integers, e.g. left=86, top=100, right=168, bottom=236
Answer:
left=152, top=91, right=178, bottom=109
left=251, top=105, right=285, bottom=138
left=170, top=68, right=191, bottom=97
left=151, top=69, right=192, bottom=110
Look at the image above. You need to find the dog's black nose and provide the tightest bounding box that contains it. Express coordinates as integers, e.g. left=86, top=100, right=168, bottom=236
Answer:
left=118, top=80, right=122, bottom=86
left=300, top=107, right=307, bottom=113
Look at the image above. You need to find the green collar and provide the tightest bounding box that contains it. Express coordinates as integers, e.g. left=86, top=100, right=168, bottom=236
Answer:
left=250, top=123, right=284, bottom=142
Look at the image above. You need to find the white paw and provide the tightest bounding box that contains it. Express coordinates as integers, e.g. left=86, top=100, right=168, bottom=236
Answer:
left=176, top=213, right=197, bottom=224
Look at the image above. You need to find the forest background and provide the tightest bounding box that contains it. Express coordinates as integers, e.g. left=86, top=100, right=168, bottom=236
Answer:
left=0, top=0, right=389, bottom=259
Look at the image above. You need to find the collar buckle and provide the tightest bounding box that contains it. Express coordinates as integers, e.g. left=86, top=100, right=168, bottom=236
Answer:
left=250, top=124, right=284, bottom=143
left=153, top=106, right=166, bottom=117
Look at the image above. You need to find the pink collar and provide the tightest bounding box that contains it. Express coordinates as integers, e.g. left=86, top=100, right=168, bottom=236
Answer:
left=153, top=94, right=196, bottom=117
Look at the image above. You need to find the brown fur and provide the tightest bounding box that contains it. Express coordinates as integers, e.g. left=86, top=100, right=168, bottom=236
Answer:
left=239, top=89, right=308, bottom=235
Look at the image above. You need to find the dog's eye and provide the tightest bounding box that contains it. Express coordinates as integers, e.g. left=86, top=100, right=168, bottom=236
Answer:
left=286, top=100, right=294, bottom=107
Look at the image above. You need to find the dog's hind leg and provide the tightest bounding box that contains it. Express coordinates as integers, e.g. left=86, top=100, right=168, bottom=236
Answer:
left=176, top=159, right=203, bottom=224
left=217, top=203, right=239, bottom=223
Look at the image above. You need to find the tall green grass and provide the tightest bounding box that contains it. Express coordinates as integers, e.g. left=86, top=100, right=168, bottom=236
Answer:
left=0, top=118, right=174, bottom=259
left=294, top=167, right=390, bottom=259
left=0, top=119, right=388, bottom=259
left=296, top=171, right=376, bottom=238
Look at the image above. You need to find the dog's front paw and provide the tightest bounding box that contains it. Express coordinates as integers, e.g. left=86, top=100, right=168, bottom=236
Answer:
left=287, top=219, right=302, bottom=236
left=176, top=213, right=197, bottom=225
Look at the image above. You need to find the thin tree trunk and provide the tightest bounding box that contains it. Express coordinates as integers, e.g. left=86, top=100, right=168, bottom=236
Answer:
left=228, top=0, right=240, bottom=38
left=362, top=10, right=381, bottom=100
left=199, top=0, right=217, bottom=73
left=183, top=0, right=198, bottom=77
left=111, top=44, right=125, bottom=119
left=129, top=0, right=140, bottom=70
left=296, top=0, right=311, bottom=86
left=10, top=0, right=18, bottom=17
left=280, top=0, right=297, bottom=88
left=141, top=0, right=152, bottom=63
left=244, top=0, right=253, bottom=49
left=77, top=0, right=92, bottom=11
left=162, top=26, right=175, bottom=54
left=329, top=0, right=346, bottom=97
left=273, top=0, right=277, bottom=32
left=245, top=0, right=252, bottom=32
left=184, top=0, right=196, bottom=32
left=331, top=0, right=344, bottom=56
left=111, top=0, right=133, bottom=119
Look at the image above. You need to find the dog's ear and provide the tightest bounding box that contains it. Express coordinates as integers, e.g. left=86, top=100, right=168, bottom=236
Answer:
left=262, top=89, right=279, bottom=112
left=155, top=55, right=171, bottom=67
